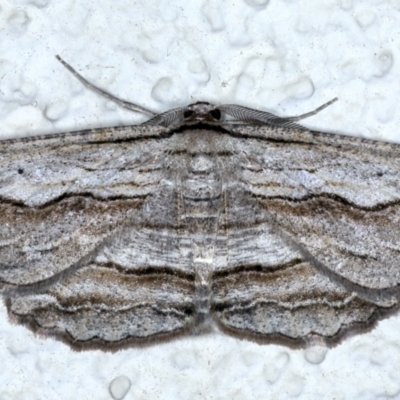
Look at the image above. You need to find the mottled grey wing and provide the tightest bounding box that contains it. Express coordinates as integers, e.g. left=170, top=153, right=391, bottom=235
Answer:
left=0, top=126, right=194, bottom=349
left=211, top=125, right=400, bottom=346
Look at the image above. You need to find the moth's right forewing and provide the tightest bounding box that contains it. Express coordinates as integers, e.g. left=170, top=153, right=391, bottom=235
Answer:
left=211, top=125, right=400, bottom=346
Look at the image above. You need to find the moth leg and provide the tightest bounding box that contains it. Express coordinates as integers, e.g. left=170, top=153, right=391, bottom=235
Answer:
left=55, top=55, right=156, bottom=116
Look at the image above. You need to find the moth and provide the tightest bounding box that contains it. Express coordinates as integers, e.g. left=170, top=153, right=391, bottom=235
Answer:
left=0, top=56, right=399, bottom=351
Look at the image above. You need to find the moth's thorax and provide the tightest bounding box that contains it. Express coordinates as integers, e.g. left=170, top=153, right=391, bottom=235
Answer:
left=179, top=132, right=224, bottom=220
left=173, top=130, right=231, bottom=234
left=181, top=153, right=222, bottom=229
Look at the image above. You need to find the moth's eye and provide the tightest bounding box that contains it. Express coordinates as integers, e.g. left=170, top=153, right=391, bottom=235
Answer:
left=210, top=109, right=221, bottom=120
left=184, top=110, right=194, bottom=119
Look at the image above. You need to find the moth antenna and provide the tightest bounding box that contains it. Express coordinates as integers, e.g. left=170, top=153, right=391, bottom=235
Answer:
left=55, top=55, right=156, bottom=116
left=283, top=97, right=338, bottom=122
left=219, top=98, right=338, bottom=128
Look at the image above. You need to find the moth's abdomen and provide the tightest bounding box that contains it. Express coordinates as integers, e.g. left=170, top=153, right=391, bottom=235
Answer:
left=180, top=150, right=224, bottom=334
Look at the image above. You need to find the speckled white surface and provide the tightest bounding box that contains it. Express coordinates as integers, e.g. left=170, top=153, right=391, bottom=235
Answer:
left=2, top=1, right=400, bottom=399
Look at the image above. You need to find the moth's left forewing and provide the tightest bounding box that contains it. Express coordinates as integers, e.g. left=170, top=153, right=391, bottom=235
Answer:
left=211, top=124, right=400, bottom=346
left=0, top=125, right=197, bottom=349
left=0, top=126, right=166, bottom=287
left=0, top=125, right=167, bottom=207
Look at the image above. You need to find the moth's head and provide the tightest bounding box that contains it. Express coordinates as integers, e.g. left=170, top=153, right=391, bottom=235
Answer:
left=183, top=102, right=222, bottom=123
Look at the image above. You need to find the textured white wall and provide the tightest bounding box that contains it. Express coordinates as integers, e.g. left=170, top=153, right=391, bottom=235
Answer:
left=1, top=1, right=400, bottom=399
